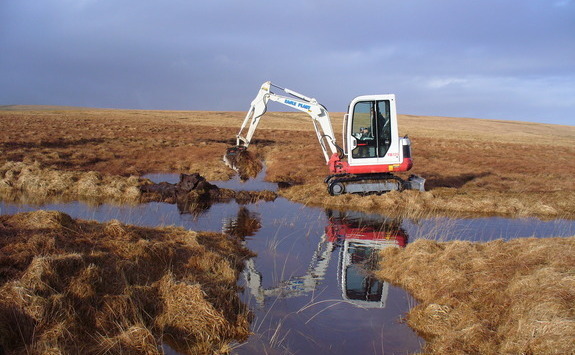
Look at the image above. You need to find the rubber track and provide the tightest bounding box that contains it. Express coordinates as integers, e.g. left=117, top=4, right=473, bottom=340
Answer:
left=326, top=173, right=405, bottom=195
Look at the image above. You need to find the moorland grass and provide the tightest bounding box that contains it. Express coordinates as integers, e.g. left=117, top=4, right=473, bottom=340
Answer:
left=1, top=107, right=574, bottom=353
left=0, top=210, right=254, bottom=354
left=1, top=107, right=574, bottom=217
left=376, top=236, right=575, bottom=354
left=0, top=161, right=143, bottom=204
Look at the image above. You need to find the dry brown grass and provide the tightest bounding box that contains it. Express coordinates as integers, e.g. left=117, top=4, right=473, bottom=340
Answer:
left=280, top=183, right=574, bottom=219
left=0, top=108, right=240, bottom=179
left=1, top=106, right=574, bottom=217
left=2, top=106, right=574, bottom=353
left=376, top=237, right=575, bottom=354
left=398, top=114, right=575, bottom=146
left=0, top=161, right=144, bottom=204
left=0, top=210, right=254, bottom=354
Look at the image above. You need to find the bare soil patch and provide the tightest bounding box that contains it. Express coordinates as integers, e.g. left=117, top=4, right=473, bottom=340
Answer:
left=376, top=237, right=575, bottom=354
left=0, top=210, right=253, bottom=354
left=139, top=173, right=277, bottom=215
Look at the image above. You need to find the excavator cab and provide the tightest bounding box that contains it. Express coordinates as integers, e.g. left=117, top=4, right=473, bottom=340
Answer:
left=346, top=95, right=401, bottom=168
left=323, top=93, right=425, bottom=194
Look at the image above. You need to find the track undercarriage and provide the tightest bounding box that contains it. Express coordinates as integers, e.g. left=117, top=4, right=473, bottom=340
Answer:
left=325, top=173, right=425, bottom=196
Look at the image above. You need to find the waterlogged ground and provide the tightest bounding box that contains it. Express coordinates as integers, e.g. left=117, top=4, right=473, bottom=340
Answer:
left=1, top=174, right=574, bottom=354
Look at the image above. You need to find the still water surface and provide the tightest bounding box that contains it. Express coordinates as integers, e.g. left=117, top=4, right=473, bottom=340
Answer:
left=1, top=174, right=573, bottom=354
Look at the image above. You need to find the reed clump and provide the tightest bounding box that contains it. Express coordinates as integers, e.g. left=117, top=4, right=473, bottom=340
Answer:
left=376, top=237, right=575, bottom=354
left=0, top=210, right=254, bottom=354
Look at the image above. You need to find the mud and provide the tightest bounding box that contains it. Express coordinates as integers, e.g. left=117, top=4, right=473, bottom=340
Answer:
left=140, top=173, right=277, bottom=215
left=223, top=148, right=263, bottom=181
left=140, top=173, right=217, bottom=199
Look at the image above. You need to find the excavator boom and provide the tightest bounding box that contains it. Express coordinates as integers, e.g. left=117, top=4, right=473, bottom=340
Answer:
left=232, top=81, right=339, bottom=163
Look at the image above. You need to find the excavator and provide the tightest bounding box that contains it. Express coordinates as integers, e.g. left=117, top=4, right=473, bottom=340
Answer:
left=224, top=81, right=425, bottom=195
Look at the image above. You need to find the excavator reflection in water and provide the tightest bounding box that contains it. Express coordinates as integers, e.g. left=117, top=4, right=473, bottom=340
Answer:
left=328, top=210, right=408, bottom=308
left=223, top=207, right=408, bottom=308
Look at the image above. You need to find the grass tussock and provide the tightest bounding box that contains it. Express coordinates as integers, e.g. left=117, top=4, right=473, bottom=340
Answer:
left=0, top=210, right=254, bottom=354
left=279, top=181, right=574, bottom=219
left=0, top=161, right=144, bottom=204
left=376, top=237, right=575, bottom=354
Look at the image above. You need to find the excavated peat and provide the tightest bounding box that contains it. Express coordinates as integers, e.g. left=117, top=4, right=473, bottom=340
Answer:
left=139, top=173, right=277, bottom=209
left=223, top=149, right=263, bottom=181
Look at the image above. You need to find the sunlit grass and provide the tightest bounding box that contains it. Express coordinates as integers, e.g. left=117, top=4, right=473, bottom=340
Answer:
left=1, top=107, right=573, bottom=217
left=376, top=235, right=575, bottom=354
left=0, top=210, right=253, bottom=354
left=2, top=106, right=575, bottom=354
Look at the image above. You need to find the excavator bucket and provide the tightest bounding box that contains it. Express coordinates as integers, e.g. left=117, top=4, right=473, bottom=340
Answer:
left=223, top=146, right=263, bottom=181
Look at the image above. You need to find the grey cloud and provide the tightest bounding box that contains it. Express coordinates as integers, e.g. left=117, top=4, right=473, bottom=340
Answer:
left=1, top=0, right=573, bottom=124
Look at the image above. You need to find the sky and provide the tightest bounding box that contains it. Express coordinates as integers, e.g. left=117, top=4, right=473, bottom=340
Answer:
left=1, top=0, right=574, bottom=125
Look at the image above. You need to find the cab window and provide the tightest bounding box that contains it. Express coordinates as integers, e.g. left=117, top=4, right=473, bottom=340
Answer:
left=351, top=101, right=376, bottom=159
left=351, top=100, right=392, bottom=159
left=376, top=100, right=391, bottom=157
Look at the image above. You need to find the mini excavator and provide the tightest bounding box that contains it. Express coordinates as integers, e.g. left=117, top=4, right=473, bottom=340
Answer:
left=224, top=81, right=425, bottom=195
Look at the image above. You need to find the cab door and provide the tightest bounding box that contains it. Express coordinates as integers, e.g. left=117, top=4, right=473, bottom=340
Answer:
left=347, top=95, right=401, bottom=168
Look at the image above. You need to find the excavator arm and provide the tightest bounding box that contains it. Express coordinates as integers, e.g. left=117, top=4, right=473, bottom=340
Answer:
left=234, top=81, right=340, bottom=163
